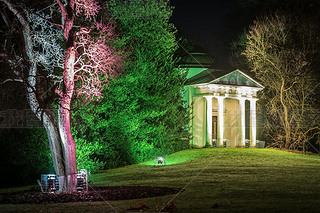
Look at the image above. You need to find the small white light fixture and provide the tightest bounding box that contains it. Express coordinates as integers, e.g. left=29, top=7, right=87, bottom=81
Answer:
left=155, top=156, right=166, bottom=166
left=77, top=169, right=88, bottom=192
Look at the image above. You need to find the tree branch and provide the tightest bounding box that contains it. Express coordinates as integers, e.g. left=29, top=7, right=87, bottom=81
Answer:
left=55, top=88, right=64, bottom=98
left=0, top=0, right=28, bottom=27
left=0, top=52, right=24, bottom=77
left=1, top=78, right=23, bottom=84
left=0, top=8, right=10, bottom=26
left=36, top=13, right=64, bottom=29
left=56, top=0, right=67, bottom=22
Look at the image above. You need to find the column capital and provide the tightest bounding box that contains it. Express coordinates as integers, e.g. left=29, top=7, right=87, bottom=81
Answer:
left=203, top=95, right=214, bottom=100
left=248, top=97, right=258, bottom=102
left=216, top=95, right=226, bottom=100
left=237, top=95, right=246, bottom=101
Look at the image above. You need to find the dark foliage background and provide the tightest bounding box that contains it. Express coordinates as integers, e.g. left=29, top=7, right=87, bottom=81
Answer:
left=0, top=128, right=52, bottom=187
left=0, top=80, right=52, bottom=187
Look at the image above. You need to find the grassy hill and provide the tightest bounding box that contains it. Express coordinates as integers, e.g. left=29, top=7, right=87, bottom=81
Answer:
left=1, top=148, right=320, bottom=212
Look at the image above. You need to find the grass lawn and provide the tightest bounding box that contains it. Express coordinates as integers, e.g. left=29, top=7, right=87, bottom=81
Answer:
left=1, top=148, right=320, bottom=212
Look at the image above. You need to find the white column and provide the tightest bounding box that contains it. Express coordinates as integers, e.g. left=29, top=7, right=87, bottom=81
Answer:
left=239, top=97, right=246, bottom=146
left=217, top=96, right=225, bottom=147
left=250, top=99, right=257, bottom=147
left=189, top=87, right=193, bottom=146
left=204, top=96, right=213, bottom=146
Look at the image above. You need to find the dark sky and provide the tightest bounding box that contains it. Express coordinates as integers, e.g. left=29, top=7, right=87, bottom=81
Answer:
left=170, top=0, right=243, bottom=63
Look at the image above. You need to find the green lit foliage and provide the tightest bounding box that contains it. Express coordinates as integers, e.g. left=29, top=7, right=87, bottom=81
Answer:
left=72, top=101, right=131, bottom=171
left=71, top=0, right=189, bottom=171
left=105, top=0, right=189, bottom=160
left=73, top=135, right=105, bottom=173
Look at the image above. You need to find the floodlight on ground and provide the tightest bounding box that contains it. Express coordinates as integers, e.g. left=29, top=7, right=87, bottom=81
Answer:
left=39, top=169, right=88, bottom=193
left=245, top=139, right=250, bottom=148
left=155, top=156, right=166, bottom=166
left=40, top=174, right=58, bottom=193
left=212, top=139, right=217, bottom=147
left=76, top=169, right=88, bottom=192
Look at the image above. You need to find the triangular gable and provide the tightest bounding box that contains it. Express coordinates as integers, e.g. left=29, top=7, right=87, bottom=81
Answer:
left=209, top=69, right=263, bottom=88
left=185, top=68, right=231, bottom=85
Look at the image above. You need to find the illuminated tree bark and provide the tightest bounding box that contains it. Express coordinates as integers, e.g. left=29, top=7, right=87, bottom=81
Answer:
left=0, top=0, right=65, bottom=181
left=55, top=0, right=120, bottom=191
left=57, top=47, right=78, bottom=191
left=1, top=0, right=120, bottom=192
left=54, top=0, right=77, bottom=192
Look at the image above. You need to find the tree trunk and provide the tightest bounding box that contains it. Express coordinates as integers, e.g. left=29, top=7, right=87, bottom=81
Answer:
left=58, top=46, right=77, bottom=192
left=26, top=74, right=66, bottom=191
left=58, top=105, right=77, bottom=192
left=55, top=0, right=78, bottom=192
left=0, top=0, right=67, bottom=190
left=43, top=115, right=65, bottom=176
left=280, top=79, right=291, bottom=149
left=42, top=112, right=66, bottom=191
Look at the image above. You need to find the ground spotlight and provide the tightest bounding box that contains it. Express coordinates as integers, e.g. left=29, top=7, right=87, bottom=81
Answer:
left=155, top=156, right=166, bottom=166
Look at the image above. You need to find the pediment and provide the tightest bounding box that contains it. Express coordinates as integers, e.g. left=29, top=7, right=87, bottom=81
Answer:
left=209, top=70, right=263, bottom=88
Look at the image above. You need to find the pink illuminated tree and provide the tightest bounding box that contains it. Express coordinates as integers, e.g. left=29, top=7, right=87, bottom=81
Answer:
left=54, top=0, right=120, bottom=192
left=0, top=0, right=121, bottom=192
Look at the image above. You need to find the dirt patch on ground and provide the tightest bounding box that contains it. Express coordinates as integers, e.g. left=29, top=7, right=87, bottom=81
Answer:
left=0, top=186, right=181, bottom=204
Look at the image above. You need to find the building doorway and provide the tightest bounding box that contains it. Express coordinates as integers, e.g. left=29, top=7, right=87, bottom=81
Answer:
left=212, top=116, right=218, bottom=140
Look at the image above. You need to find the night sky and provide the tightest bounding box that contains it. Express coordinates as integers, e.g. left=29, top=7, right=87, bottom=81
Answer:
left=170, top=0, right=239, bottom=63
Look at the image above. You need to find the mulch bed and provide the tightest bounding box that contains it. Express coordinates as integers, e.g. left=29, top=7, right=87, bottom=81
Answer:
left=0, top=186, right=181, bottom=204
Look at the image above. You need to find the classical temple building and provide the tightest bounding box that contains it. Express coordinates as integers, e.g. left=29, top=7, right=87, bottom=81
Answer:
left=182, top=53, right=264, bottom=148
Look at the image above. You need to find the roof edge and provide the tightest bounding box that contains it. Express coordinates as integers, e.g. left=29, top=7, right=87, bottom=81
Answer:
left=208, top=69, right=264, bottom=89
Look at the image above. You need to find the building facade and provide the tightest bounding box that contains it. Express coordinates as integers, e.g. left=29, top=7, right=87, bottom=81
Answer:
left=182, top=53, right=264, bottom=148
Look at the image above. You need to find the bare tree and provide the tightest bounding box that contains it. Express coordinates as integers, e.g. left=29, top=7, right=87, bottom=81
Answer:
left=0, top=0, right=65, bottom=184
left=54, top=0, right=120, bottom=192
left=243, top=13, right=320, bottom=150
left=0, top=0, right=121, bottom=191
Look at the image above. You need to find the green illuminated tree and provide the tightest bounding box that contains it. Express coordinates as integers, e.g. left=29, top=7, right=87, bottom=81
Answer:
left=243, top=13, right=320, bottom=150
left=72, top=0, right=189, bottom=168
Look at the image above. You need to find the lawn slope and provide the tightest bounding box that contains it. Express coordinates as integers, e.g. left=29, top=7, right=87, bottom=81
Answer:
left=1, top=148, right=320, bottom=212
